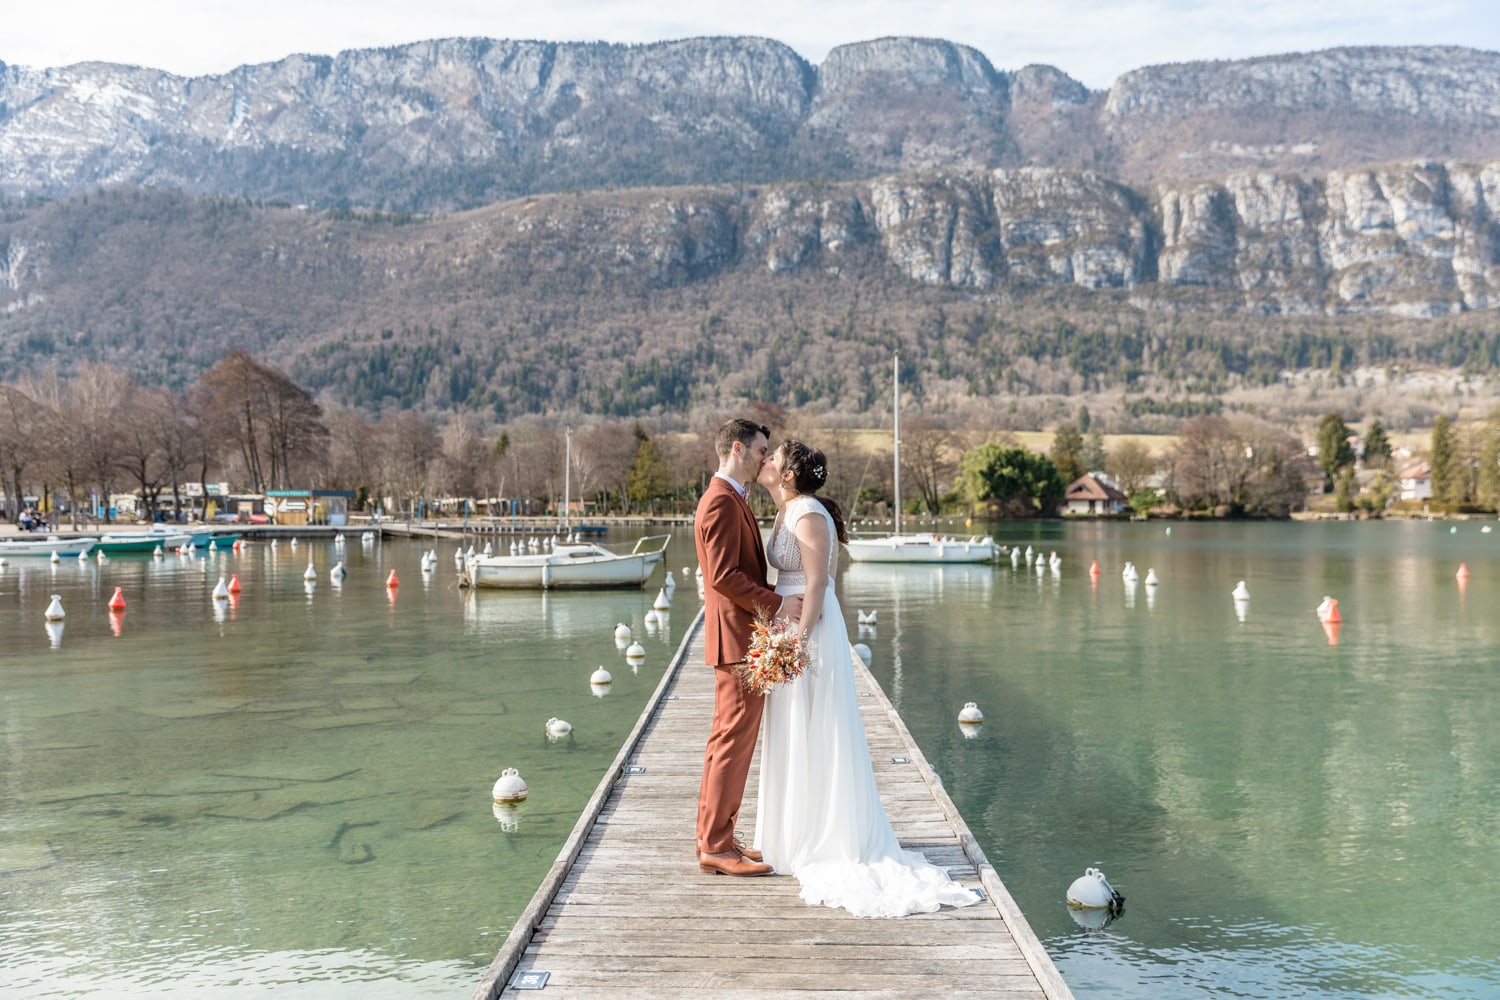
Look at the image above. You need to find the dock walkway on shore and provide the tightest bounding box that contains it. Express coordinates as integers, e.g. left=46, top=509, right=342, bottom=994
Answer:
left=475, top=609, right=1073, bottom=1000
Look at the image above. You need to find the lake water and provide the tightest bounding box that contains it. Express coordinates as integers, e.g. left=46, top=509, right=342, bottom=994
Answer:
left=2, top=522, right=1497, bottom=998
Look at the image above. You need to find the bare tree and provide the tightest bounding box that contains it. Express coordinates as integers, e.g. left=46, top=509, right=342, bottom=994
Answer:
left=380, top=411, right=440, bottom=516
left=429, top=413, right=488, bottom=504
left=0, top=383, right=44, bottom=521
left=902, top=415, right=959, bottom=515
left=197, top=350, right=327, bottom=492
left=116, top=385, right=179, bottom=522
left=1106, top=439, right=1159, bottom=495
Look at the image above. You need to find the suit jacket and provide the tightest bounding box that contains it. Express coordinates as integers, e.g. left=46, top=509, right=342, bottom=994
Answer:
left=695, top=476, right=780, bottom=666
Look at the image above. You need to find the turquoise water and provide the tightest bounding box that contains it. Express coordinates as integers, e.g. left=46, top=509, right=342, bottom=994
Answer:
left=0, top=536, right=691, bottom=997
left=2, top=522, right=1497, bottom=997
left=841, top=520, right=1500, bottom=999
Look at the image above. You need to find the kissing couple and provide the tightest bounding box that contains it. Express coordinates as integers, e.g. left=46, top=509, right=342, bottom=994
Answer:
left=693, top=417, right=981, bottom=917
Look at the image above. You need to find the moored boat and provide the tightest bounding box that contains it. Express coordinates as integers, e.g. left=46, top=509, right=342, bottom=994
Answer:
left=463, top=535, right=670, bottom=590
left=92, top=527, right=192, bottom=554
left=843, top=533, right=999, bottom=563
left=845, top=353, right=999, bottom=565
left=0, top=535, right=95, bottom=557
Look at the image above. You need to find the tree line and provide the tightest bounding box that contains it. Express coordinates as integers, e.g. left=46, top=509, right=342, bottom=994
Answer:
left=3, top=350, right=1491, bottom=527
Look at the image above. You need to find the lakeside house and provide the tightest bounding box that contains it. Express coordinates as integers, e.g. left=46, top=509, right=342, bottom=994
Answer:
left=1063, top=474, right=1129, bottom=515
left=1397, top=462, right=1433, bottom=502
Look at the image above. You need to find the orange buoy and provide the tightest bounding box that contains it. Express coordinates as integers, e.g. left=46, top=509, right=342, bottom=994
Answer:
left=1323, top=598, right=1342, bottom=623
left=1089, top=560, right=1100, bottom=577
left=1457, top=563, right=1470, bottom=581
left=107, top=586, right=126, bottom=611
left=228, top=574, right=242, bottom=593
left=387, top=569, right=399, bottom=588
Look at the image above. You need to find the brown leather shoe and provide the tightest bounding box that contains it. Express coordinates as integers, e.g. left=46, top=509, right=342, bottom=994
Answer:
left=698, top=850, right=772, bottom=877
left=733, top=836, right=764, bottom=863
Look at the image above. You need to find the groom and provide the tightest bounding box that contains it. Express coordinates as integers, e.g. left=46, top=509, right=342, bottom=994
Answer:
left=695, top=418, right=802, bottom=877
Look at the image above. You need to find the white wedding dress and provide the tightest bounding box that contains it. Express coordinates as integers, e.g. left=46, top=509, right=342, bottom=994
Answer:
left=755, top=495, right=980, bottom=917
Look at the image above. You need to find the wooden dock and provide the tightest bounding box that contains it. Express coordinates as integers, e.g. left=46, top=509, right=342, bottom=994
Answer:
left=475, top=609, right=1075, bottom=999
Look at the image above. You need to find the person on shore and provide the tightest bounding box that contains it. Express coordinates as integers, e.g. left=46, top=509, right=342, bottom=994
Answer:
left=753, top=439, right=980, bottom=916
left=694, top=418, right=802, bottom=878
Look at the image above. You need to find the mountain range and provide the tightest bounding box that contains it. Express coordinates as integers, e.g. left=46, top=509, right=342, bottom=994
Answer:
left=1, top=37, right=1498, bottom=424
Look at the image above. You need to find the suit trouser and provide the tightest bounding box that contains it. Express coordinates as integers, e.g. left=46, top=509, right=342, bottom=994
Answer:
left=697, top=663, right=765, bottom=855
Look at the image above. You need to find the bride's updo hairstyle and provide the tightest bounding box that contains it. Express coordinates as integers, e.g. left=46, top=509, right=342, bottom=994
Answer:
left=780, top=439, right=849, bottom=544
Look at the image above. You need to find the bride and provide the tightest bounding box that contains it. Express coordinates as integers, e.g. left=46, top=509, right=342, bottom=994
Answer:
left=753, top=439, right=980, bottom=917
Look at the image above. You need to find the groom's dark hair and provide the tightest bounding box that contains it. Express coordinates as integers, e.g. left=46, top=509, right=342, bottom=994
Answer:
left=715, top=418, right=771, bottom=459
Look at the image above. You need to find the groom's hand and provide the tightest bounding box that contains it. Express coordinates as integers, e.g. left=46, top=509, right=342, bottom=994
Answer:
left=778, top=594, right=804, bottom=621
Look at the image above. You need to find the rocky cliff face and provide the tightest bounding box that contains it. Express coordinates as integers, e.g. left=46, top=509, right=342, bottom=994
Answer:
left=4, top=39, right=1500, bottom=211
left=4, top=160, right=1492, bottom=321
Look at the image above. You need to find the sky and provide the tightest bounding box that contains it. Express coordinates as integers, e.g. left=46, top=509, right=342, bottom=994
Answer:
left=6, top=1, right=1500, bottom=89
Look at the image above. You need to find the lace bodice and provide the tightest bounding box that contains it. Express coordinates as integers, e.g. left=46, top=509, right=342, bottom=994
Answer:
left=769, top=496, right=838, bottom=590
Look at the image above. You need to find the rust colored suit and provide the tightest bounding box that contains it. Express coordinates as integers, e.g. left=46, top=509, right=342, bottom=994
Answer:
left=694, top=475, right=782, bottom=855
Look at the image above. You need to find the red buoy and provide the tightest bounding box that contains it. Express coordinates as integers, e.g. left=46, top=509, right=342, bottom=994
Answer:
left=1457, top=562, right=1470, bottom=581
left=387, top=569, right=399, bottom=588
left=1323, top=598, right=1342, bottom=623
left=107, top=586, right=126, bottom=611
left=1089, top=560, right=1100, bottom=577
left=228, top=574, right=242, bottom=594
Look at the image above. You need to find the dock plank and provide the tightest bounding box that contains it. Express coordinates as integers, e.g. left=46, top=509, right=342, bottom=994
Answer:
left=475, top=609, right=1073, bottom=1000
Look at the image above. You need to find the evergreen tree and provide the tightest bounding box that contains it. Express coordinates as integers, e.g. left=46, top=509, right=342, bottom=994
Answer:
left=1430, top=415, right=1462, bottom=507
left=1081, top=429, right=1107, bottom=475
left=1478, top=413, right=1500, bottom=512
left=1050, top=423, right=1086, bottom=485
left=961, top=443, right=1066, bottom=517
left=1362, top=419, right=1392, bottom=468
left=1316, top=412, right=1356, bottom=486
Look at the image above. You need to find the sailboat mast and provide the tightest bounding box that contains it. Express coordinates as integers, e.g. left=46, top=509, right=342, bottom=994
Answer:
left=563, top=426, right=572, bottom=531
left=892, top=352, right=901, bottom=536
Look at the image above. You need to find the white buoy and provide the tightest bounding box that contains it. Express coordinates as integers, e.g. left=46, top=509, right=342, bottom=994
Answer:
left=455, top=547, right=464, bottom=567
left=153, top=544, right=163, bottom=557
left=591, top=666, right=613, bottom=686
left=330, top=561, right=346, bottom=582
left=1122, top=562, right=1139, bottom=583
left=1035, top=558, right=1046, bottom=576
left=79, top=549, right=90, bottom=562
left=303, top=561, right=317, bottom=581
left=208, top=540, right=218, bottom=553
left=1231, top=581, right=1250, bottom=601
left=852, top=642, right=872, bottom=665
left=211, top=577, right=230, bottom=601
left=664, top=571, right=677, bottom=592
left=290, top=537, right=298, bottom=549
left=44, top=594, right=66, bottom=621
left=653, top=588, right=671, bottom=611
left=484, top=542, right=494, bottom=556
left=1144, top=568, right=1159, bottom=587
left=1066, top=867, right=1125, bottom=912
left=1011, top=547, right=1021, bottom=566
left=857, top=609, right=878, bottom=625
left=625, top=641, right=646, bottom=661
left=958, top=702, right=984, bottom=724
left=491, top=768, right=528, bottom=803
left=545, top=717, right=573, bottom=739
left=613, top=622, right=632, bottom=641
left=50, top=550, right=61, bottom=563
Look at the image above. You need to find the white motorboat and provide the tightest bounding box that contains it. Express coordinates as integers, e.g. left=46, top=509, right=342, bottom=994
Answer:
left=462, top=535, right=670, bottom=590
left=844, top=353, right=998, bottom=564
left=0, top=535, right=96, bottom=557
left=844, top=532, right=998, bottom=563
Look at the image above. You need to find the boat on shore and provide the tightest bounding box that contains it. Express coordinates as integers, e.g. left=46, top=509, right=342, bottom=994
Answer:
left=462, top=535, right=670, bottom=590
left=0, top=535, right=95, bottom=558
left=844, top=353, right=999, bottom=565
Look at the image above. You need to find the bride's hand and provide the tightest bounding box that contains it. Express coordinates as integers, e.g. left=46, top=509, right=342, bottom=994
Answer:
left=779, top=593, right=804, bottom=621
